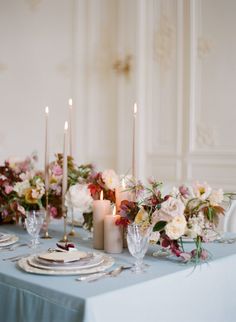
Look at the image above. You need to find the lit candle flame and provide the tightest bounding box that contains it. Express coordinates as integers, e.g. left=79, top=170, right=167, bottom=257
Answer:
left=133, top=102, right=137, bottom=115
left=69, top=98, right=73, bottom=106
left=45, top=106, right=49, bottom=114
left=64, top=121, right=68, bottom=131
left=112, top=206, right=116, bottom=216
left=100, top=190, right=104, bottom=200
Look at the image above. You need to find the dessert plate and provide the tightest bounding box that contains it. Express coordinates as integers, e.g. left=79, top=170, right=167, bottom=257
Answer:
left=38, top=250, right=87, bottom=263
left=18, top=254, right=114, bottom=276
left=0, top=235, right=19, bottom=247
left=28, top=253, right=104, bottom=271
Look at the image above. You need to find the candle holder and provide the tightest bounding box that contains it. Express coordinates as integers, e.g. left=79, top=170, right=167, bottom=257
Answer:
left=68, top=207, right=76, bottom=236
left=59, top=207, right=69, bottom=242
left=41, top=191, right=52, bottom=239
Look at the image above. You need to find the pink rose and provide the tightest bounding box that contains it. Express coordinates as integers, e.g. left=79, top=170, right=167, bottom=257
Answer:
left=5, top=185, right=13, bottom=194
left=152, top=197, right=185, bottom=224
left=52, top=165, right=63, bottom=176
left=50, top=206, right=58, bottom=218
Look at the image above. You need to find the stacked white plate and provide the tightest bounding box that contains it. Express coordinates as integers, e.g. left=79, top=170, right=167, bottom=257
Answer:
left=18, top=250, right=114, bottom=275
left=0, top=232, right=19, bottom=247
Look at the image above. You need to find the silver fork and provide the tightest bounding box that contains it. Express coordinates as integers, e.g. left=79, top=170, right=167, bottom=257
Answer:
left=76, top=265, right=132, bottom=282
left=0, top=243, right=28, bottom=252
left=217, top=237, right=236, bottom=244
left=2, top=253, right=31, bottom=262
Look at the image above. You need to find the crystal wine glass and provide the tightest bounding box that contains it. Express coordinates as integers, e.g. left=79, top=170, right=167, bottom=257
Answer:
left=127, top=223, right=152, bottom=273
left=25, top=210, right=45, bottom=248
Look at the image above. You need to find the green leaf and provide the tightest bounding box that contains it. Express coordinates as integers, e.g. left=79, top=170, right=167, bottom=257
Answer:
left=207, top=207, right=215, bottom=222
left=153, top=221, right=167, bottom=232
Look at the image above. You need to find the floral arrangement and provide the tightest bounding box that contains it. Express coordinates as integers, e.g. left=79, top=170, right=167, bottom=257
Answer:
left=88, top=169, right=119, bottom=203
left=0, top=153, right=45, bottom=223
left=47, top=154, right=94, bottom=219
left=116, top=179, right=227, bottom=263
left=65, top=169, right=119, bottom=230
left=0, top=153, right=94, bottom=224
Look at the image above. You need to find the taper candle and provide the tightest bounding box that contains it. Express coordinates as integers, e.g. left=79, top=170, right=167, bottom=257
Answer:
left=132, top=103, right=137, bottom=178
left=44, top=106, right=49, bottom=191
left=104, top=206, right=123, bottom=254
left=68, top=98, right=73, bottom=157
left=62, top=121, right=68, bottom=211
left=93, top=191, right=111, bottom=250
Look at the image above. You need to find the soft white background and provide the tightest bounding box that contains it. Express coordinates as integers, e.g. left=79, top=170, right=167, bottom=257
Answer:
left=0, top=0, right=236, bottom=191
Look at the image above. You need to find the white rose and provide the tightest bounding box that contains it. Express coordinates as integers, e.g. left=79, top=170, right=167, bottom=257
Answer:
left=193, top=182, right=212, bottom=200
left=102, top=169, right=119, bottom=190
left=209, top=189, right=224, bottom=206
left=185, top=224, right=202, bottom=239
left=165, top=215, right=186, bottom=240
left=185, top=213, right=204, bottom=238
left=158, top=197, right=185, bottom=222
left=172, top=214, right=187, bottom=227
left=166, top=222, right=186, bottom=240
left=65, top=184, right=93, bottom=213
left=13, top=180, right=30, bottom=197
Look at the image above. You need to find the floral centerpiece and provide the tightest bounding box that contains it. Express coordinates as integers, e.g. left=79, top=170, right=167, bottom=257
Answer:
left=47, top=153, right=94, bottom=219
left=0, top=153, right=94, bottom=225
left=0, top=154, right=44, bottom=224
left=116, top=179, right=227, bottom=263
left=65, top=169, right=119, bottom=231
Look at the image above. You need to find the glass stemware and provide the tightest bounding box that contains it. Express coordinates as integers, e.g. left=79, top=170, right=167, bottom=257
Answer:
left=127, top=223, right=152, bottom=273
left=25, top=210, right=45, bottom=248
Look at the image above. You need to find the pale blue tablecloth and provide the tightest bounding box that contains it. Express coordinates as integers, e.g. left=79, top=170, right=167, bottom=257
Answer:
left=0, top=222, right=236, bottom=322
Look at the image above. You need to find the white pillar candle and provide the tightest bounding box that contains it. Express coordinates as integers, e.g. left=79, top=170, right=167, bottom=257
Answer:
left=62, top=121, right=68, bottom=213
left=44, top=106, right=49, bottom=191
left=104, top=206, right=123, bottom=254
left=93, top=191, right=111, bottom=250
left=115, top=178, right=133, bottom=210
left=68, top=98, right=73, bottom=157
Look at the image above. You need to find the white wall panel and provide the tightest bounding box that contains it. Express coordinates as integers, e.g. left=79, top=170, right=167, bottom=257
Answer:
left=188, top=0, right=236, bottom=190
left=0, top=0, right=73, bottom=168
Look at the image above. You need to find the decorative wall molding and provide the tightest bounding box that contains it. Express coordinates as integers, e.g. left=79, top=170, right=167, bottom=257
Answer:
left=112, top=54, right=133, bottom=78
left=196, top=123, right=216, bottom=148
left=197, top=37, right=213, bottom=59
left=153, top=14, right=175, bottom=73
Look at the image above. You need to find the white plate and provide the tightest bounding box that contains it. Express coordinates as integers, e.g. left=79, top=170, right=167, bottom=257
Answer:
left=0, top=234, right=12, bottom=243
left=0, top=235, right=19, bottom=247
left=17, top=254, right=114, bottom=276
left=38, top=250, right=87, bottom=263
left=28, top=253, right=104, bottom=271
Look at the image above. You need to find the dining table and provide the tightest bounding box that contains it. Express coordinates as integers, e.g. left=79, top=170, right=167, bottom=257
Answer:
left=0, top=221, right=236, bottom=322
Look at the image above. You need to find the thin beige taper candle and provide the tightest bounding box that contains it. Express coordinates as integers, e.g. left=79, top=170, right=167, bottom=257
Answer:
left=61, top=121, right=69, bottom=242
left=42, top=106, right=52, bottom=239
left=68, top=98, right=73, bottom=157
left=132, top=103, right=137, bottom=178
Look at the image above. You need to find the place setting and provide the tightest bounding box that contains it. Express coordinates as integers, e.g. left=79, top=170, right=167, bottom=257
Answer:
left=17, top=241, right=115, bottom=276
left=0, top=232, right=20, bottom=250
